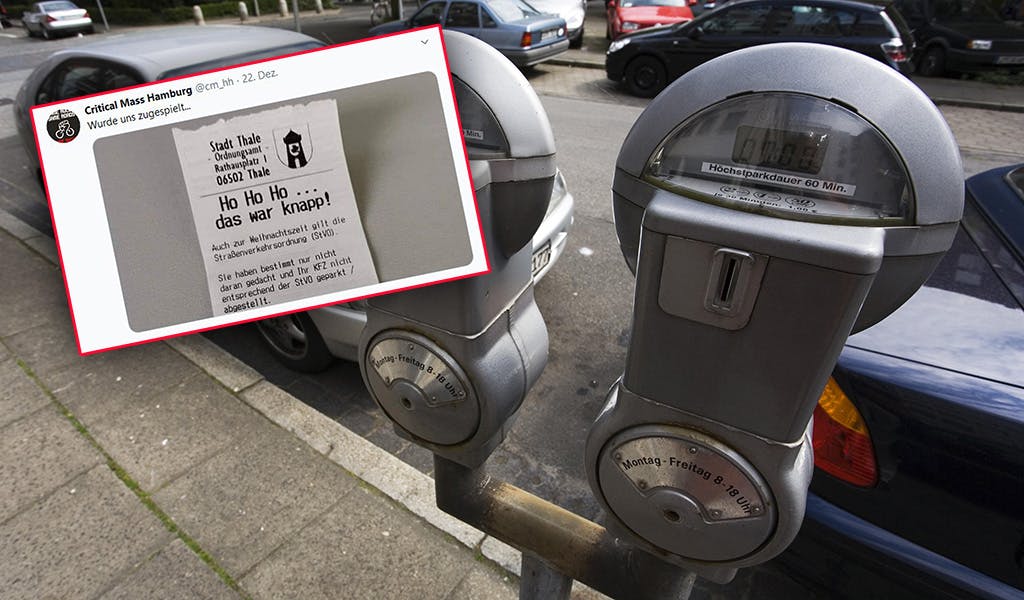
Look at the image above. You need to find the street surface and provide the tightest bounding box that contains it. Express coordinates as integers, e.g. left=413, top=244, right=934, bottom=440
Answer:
left=1, top=9, right=1022, bottom=598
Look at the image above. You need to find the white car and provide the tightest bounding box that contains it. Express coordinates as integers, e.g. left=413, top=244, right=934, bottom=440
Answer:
left=528, top=0, right=587, bottom=48
left=22, top=1, right=93, bottom=39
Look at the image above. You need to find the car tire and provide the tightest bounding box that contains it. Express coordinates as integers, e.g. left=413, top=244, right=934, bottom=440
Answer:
left=917, top=46, right=946, bottom=77
left=569, top=27, right=584, bottom=49
left=256, top=312, right=335, bottom=372
left=606, top=22, right=612, bottom=39
left=41, top=27, right=51, bottom=40
left=625, top=55, right=667, bottom=97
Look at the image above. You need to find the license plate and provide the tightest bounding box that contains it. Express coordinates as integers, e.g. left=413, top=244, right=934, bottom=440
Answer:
left=996, top=55, right=1024, bottom=64
left=531, top=242, right=552, bottom=277
left=540, top=29, right=558, bottom=41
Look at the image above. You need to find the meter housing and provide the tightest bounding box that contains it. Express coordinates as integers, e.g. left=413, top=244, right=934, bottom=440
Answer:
left=588, top=43, right=963, bottom=581
left=359, top=32, right=552, bottom=467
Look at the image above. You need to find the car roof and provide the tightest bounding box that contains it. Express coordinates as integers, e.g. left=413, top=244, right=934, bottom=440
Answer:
left=720, top=0, right=891, bottom=12
left=38, top=25, right=321, bottom=81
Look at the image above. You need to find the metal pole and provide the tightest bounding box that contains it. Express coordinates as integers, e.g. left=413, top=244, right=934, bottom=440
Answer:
left=253, top=0, right=261, bottom=17
left=95, top=0, right=109, bottom=31
left=433, top=455, right=697, bottom=600
left=291, top=0, right=300, bottom=32
left=520, top=554, right=572, bottom=600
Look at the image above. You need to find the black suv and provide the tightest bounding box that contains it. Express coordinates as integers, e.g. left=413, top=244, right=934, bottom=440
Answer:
left=894, top=0, right=1024, bottom=76
left=606, top=0, right=915, bottom=96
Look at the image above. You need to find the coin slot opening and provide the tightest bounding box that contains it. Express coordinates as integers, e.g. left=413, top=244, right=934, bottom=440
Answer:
left=401, top=397, right=413, bottom=410
left=663, top=509, right=681, bottom=523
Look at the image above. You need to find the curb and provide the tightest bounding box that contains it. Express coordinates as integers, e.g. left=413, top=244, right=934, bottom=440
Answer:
left=0, top=204, right=614, bottom=597
left=0, top=206, right=538, bottom=588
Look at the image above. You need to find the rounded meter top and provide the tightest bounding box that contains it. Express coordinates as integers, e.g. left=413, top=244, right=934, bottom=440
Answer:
left=443, top=31, right=555, bottom=167
left=615, top=42, right=962, bottom=228
left=612, top=43, right=964, bottom=331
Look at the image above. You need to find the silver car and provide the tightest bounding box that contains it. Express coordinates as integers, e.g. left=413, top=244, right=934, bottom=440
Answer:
left=14, top=25, right=574, bottom=372
left=526, top=0, right=587, bottom=48
left=22, top=1, right=93, bottom=39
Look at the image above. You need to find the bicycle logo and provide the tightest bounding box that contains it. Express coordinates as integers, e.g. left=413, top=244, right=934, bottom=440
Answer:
left=46, top=109, right=80, bottom=144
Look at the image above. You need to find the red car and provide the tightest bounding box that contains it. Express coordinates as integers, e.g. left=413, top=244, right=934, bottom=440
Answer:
left=606, top=0, right=694, bottom=39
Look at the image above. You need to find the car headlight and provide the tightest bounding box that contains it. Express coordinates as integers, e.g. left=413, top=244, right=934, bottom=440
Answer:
left=622, top=22, right=640, bottom=31
left=608, top=38, right=631, bottom=53
left=967, top=39, right=992, bottom=50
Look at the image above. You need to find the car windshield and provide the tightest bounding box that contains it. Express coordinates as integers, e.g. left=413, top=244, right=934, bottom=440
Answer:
left=933, top=0, right=1002, bottom=22
left=620, top=0, right=688, bottom=7
left=159, top=42, right=323, bottom=79
left=488, top=0, right=541, bottom=21
left=41, top=1, right=78, bottom=11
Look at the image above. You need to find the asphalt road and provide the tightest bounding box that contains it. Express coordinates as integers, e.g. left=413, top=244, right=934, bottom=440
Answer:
left=1, top=14, right=1023, bottom=599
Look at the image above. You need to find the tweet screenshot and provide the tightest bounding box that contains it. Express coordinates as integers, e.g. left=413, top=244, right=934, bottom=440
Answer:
left=31, top=27, right=486, bottom=355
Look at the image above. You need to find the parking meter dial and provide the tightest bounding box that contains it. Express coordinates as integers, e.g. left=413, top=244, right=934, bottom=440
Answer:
left=366, top=333, right=478, bottom=445
left=597, top=426, right=775, bottom=562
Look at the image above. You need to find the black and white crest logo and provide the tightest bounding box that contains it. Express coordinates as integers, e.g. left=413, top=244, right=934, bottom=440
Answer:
left=275, top=125, right=313, bottom=169
left=46, top=109, right=80, bottom=144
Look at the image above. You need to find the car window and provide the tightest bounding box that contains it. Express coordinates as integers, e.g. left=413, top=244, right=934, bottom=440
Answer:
left=411, top=1, right=446, bottom=26
left=769, top=5, right=842, bottom=36
left=41, top=1, right=77, bottom=11
left=488, top=0, right=540, bottom=22
left=934, top=0, right=1003, bottom=22
left=835, top=9, right=891, bottom=36
left=36, top=60, right=142, bottom=105
left=159, top=41, right=322, bottom=79
left=701, top=5, right=771, bottom=34
left=446, top=2, right=480, bottom=27
left=482, top=7, right=498, bottom=26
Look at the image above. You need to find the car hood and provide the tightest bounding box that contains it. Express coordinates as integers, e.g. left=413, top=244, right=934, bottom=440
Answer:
left=846, top=226, right=1024, bottom=390
left=616, top=5, right=691, bottom=22
left=933, top=19, right=1024, bottom=40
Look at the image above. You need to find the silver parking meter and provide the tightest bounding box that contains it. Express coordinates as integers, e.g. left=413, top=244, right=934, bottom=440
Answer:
left=358, top=31, right=552, bottom=467
left=586, top=44, right=963, bottom=581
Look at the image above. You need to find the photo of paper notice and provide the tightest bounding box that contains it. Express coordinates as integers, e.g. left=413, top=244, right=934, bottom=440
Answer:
left=171, top=99, right=379, bottom=316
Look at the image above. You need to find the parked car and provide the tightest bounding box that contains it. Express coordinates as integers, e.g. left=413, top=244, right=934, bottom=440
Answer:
left=606, top=0, right=914, bottom=96
left=527, top=0, right=587, bottom=48
left=22, top=0, right=93, bottom=39
left=776, top=163, right=1024, bottom=599
left=606, top=0, right=694, bottom=40
left=368, top=0, right=570, bottom=67
left=894, top=0, right=1024, bottom=76
left=14, top=26, right=323, bottom=181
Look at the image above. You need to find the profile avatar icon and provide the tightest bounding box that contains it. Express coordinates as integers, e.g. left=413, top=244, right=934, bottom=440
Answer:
left=282, top=129, right=308, bottom=169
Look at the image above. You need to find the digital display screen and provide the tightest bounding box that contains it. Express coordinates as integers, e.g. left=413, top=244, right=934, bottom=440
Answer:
left=731, top=126, right=830, bottom=175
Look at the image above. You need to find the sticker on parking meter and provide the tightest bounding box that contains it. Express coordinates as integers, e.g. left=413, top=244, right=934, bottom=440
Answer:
left=171, top=99, right=379, bottom=315
left=29, top=27, right=488, bottom=355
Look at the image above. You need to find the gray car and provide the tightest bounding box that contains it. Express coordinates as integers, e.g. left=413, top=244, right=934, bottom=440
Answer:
left=22, top=0, right=93, bottom=39
left=369, top=0, right=570, bottom=67
left=14, top=25, right=574, bottom=372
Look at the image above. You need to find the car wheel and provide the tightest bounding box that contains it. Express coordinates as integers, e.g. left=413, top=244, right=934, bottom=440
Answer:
left=917, top=46, right=946, bottom=78
left=255, top=312, right=335, bottom=372
left=41, top=27, right=51, bottom=40
left=569, top=27, right=584, bottom=49
left=625, top=55, right=667, bottom=97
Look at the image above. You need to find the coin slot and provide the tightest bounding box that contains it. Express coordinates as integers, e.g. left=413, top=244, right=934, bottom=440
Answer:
left=716, top=255, right=741, bottom=308
left=663, top=509, right=681, bottom=523
left=401, top=397, right=413, bottom=410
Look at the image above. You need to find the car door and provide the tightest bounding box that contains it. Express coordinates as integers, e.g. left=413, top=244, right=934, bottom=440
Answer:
left=665, top=3, right=773, bottom=78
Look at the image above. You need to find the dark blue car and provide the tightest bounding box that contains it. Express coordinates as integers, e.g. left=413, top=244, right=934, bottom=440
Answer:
left=777, top=164, right=1024, bottom=599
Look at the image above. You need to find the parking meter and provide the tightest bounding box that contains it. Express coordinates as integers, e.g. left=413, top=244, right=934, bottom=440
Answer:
left=586, top=44, right=963, bottom=581
left=358, top=31, right=552, bottom=467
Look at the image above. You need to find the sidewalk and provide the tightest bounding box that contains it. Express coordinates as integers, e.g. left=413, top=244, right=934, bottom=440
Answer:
left=0, top=211, right=535, bottom=598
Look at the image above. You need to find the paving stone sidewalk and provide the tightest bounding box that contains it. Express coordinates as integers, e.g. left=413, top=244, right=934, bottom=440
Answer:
left=0, top=215, right=523, bottom=599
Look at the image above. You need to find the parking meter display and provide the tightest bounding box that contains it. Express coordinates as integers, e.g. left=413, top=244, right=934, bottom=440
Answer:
left=171, top=99, right=379, bottom=315
left=644, top=93, right=913, bottom=224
